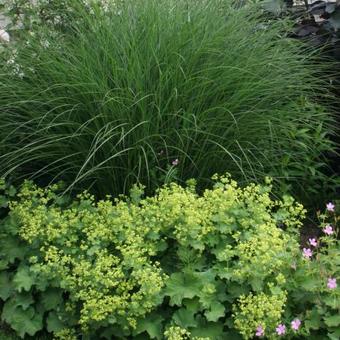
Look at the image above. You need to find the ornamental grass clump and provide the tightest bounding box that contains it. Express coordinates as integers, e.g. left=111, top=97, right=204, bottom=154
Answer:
left=0, top=0, right=337, bottom=201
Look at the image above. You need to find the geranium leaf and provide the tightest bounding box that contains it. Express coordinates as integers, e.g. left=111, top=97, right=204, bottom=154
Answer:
left=324, top=314, right=340, bottom=328
left=305, top=308, right=322, bottom=331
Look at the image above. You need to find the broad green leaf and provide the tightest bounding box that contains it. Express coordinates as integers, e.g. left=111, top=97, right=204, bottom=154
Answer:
left=41, top=288, right=63, bottom=311
left=0, top=271, right=13, bottom=300
left=0, top=236, right=25, bottom=263
left=173, top=307, right=197, bottom=328
left=223, top=330, right=243, bottom=340
left=300, top=276, right=319, bottom=291
left=227, top=283, right=249, bottom=298
left=1, top=215, right=20, bottom=235
left=328, top=328, right=340, bottom=340
left=13, top=292, right=34, bottom=310
left=134, top=313, right=163, bottom=339
left=323, top=295, right=340, bottom=309
left=249, top=277, right=263, bottom=292
left=16, top=309, right=43, bottom=338
left=214, top=264, right=233, bottom=280
left=1, top=297, right=18, bottom=323
left=324, top=314, right=340, bottom=328
left=183, top=298, right=201, bottom=312
left=305, top=308, right=322, bottom=331
left=13, top=266, right=35, bottom=292
left=205, top=302, right=225, bottom=322
left=2, top=302, right=43, bottom=337
left=164, top=272, right=202, bottom=306
left=190, top=318, right=225, bottom=339
left=46, top=311, right=65, bottom=333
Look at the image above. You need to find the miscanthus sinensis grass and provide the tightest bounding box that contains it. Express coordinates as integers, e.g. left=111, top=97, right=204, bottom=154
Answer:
left=0, top=0, right=337, bottom=200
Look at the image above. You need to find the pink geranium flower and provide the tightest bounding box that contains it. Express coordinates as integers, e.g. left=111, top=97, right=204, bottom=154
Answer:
left=172, top=159, right=179, bottom=166
left=302, top=248, right=313, bottom=259
left=276, top=324, right=286, bottom=336
left=323, top=225, right=334, bottom=235
left=327, top=278, right=337, bottom=289
left=326, top=202, right=335, bottom=212
left=309, top=238, right=317, bottom=247
left=255, top=325, right=264, bottom=337
left=291, top=318, right=301, bottom=331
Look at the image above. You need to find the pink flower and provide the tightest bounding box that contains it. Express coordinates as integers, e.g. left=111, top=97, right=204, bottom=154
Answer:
left=308, top=238, right=317, bottom=247
left=172, top=159, right=179, bottom=166
left=255, top=325, right=264, bottom=337
left=323, top=225, right=334, bottom=235
left=276, top=324, right=286, bottom=336
left=302, top=248, right=313, bottom=259
left=326, top=202, right=335, bottom=212
left=327, top=278, right=337, bottom=289
left=291, top=318, right=301, bottom=331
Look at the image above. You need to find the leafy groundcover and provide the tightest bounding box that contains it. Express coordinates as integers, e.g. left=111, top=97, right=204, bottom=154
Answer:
left=0, top=176, right=339, bottom=339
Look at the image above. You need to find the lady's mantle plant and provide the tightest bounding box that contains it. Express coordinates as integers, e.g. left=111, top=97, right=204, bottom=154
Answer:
left=0, top=176, right=338, bottom=339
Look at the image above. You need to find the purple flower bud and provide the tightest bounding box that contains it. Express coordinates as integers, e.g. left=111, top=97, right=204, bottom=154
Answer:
left=172, top=159, right=179, bottom=166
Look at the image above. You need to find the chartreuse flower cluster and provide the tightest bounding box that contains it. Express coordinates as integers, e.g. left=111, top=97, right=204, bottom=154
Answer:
left=164, top=326, right=209, bottom=340
left=0, top=175, right=310, bottom=338
left=232, top=291, right=287, bottom=339
left=12, top=182, right=167, bottom=331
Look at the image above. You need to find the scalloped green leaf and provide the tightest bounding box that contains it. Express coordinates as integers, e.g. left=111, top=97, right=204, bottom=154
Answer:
left=0, top=236, right=25, bottom=263
left=134, top=313, right=163, bottom=339
left=13, top=266, right=35, bottom=292
left=46, top=311, right=65, bottom=333
left=2, top=302, right=43, bottom=338
left=190, top=318, right=225, bottom=339
left=13, top=292, right=34, bottom=310
left=324, top=314, right=340, bottom=328
left=164, top=272, right=202, bottom=306
left=173, top=307, right=197, bottom=328
left=205, top=302, right=225, bottom=322
left=305, top=308, right=322, bottom=331
left=0, top=271, right=13, bottom=300
left=41, top=288, right=63, bottom=311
